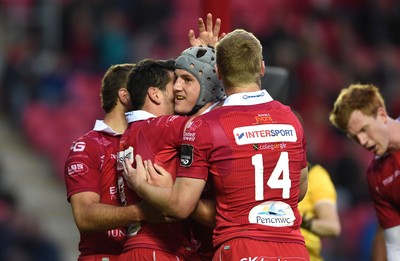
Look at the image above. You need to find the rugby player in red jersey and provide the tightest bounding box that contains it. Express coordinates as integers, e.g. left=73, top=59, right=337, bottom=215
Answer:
left=64, top=14, right=224, bottom=261
left=330, top=83, right=400, bottom=261
left=64, top=64, right=144, bottom=261
left=125, top=29, right=309, bottom=260
left=117, top=15, right=225, bottom=261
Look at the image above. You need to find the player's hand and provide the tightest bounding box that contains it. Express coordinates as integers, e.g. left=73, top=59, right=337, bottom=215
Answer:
left=123, top=154, right=148, bottom=190
left=145, top=160, right=174, bottom=188
left=188, top=13, right=226, bottom=48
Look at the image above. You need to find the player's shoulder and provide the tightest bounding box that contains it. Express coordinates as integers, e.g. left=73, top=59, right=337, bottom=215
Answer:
left=75, top=130, right=119, bottom=151
left=370, top=150, right=398, bottom=166
left=66, top=131, right=103, bottom=158
left=151, top=115, right=190, bottom=127
left=72, top=130, right=99, bottom=144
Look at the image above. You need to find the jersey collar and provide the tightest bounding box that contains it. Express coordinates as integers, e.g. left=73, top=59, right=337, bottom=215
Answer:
left=125, top=110, right=156, bottom=123
left=222, top=89, right=273, bottom=106
left=93, top=120, right=120, bottom=136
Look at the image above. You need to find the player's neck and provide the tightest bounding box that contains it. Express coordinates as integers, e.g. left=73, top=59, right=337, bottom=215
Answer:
left=103, top=107, right=128, bottom=135
left=192, top=101, right=223, bottom=116
left=224, top=84, right=261, bottom=96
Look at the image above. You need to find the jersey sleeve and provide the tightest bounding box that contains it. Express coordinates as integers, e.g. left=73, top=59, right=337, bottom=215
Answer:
left=368, top=182, right=400, bottom=229
left=366, top=153, right=400, bottom=229
left=178, top=117, right=212, bottom=181
left=64, top=134, right=101, bottom=201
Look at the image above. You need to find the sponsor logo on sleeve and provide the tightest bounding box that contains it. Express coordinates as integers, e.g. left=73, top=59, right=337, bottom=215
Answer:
left=67, top=162, right=89, bottom=176
left=234, top=124, right=297, bottom=145
left=70, top=141, right=86, bottom=152
left=248, top=201, right=295, bottom=227
left=180, top=144, right=194, bottom=167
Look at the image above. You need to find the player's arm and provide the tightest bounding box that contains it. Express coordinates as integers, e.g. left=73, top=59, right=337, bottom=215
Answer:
left=301, top=200, right=341, bottom=237
left=70, top=192, right=143, bottom=232
left=70, top=192, right=166, bottom=232
left=298, top=166, right=308, bottom=201
left=371, top=224, right=387, bottom=261
left=124, top=155, right=206, bottom=219
left=191, top=199, right=216, bottom=227
left=146, top=161, right=216, bottom=227
left=188, top=13, right=226, bottom=48
left=383, top=225, right=400, bottom=261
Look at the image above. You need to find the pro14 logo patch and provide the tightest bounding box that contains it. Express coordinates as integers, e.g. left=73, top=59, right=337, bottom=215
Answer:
left=180, top=144, right=193, bottom=167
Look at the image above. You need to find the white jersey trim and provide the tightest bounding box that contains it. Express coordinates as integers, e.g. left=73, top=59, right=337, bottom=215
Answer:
left=222, top=89, right=273, bottom=107
left=125, top=110, right=155, bottom=123
left=93, top=120, right=120, bottom=136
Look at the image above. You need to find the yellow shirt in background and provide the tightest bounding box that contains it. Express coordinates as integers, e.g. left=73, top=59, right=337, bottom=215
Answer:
left=298, top=164, right=337, bottom=261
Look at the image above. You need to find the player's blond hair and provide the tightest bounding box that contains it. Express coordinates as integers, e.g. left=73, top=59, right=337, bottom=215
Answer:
left=215, top=29, right=263, bottom=89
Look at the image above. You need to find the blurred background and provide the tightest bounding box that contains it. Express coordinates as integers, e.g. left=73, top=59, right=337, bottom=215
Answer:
left=1, top=0, right=400, bottom=260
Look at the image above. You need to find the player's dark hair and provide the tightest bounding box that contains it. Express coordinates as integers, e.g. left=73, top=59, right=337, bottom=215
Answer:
left=101, top=63, right=135, bottom=113
left=127, top=59, right=175, bottom=110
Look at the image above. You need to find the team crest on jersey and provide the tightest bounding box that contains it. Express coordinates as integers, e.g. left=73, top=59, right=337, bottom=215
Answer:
left=183, top=119, right=202, bottom=142
left=185, top=119, right=202, bottom=132
left=248, top=201, right=295, bottom=227
left=117, top=146, right=134, bottom=171
left=180, top=144, right=193, bottom=167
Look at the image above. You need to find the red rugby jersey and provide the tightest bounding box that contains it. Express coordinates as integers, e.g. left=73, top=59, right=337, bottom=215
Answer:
left=64, top=123, right=125, bottom=257
left=367, top=150, right=400, bottom=229
left=177, top=91, right=307, bottom=248
left=118, top=113, right=194, bottom=254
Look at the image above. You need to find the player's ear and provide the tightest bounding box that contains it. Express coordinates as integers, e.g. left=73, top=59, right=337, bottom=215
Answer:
left=215, top=65, right=222, bottom=80
left=118, top=88, right=130, bottom=106
left=148, top=87, right=161, bottom=105
left=377, top=106, right=388, bottom=124
left=260, top=61, right=265, bottom=77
